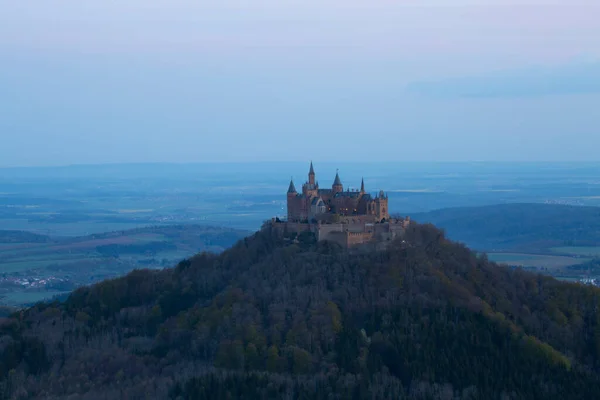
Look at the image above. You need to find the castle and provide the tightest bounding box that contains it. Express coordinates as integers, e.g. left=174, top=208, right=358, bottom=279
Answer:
left=271, top=162, right=410, bottom=248
left=286, top=162, right=389, bottom=223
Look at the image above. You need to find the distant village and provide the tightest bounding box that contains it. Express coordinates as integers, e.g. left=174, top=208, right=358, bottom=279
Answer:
left=0, top=275, right=69, bottom=290
left=578, top=277, right=600, bottom=287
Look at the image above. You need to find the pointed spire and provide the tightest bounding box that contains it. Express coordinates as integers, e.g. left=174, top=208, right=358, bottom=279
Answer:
left=333, top=169, right=342, bottom=186
left=287, top=178, right=297, bottom=194
left=360, top=177, right=365, bottom=193
left=308, top=161, right=316, bottom=185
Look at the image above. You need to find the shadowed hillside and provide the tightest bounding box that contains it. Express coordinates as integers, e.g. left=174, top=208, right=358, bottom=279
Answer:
left=1, top=223, right=600, bottom=399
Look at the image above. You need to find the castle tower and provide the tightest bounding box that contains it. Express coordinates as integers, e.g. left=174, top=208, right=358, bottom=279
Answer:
left=288, top=178, right=297, bottom=195
left=374, top=190, right=389, bottom=221
left=303, top=161, right=318, bottom=198
left=360, top=177, right=365, bottom=194
left=287, top=178, right=297, bottom=220
left=308, top=161, right=315, bottom=185
left=332, top=170, right=343, bottom=195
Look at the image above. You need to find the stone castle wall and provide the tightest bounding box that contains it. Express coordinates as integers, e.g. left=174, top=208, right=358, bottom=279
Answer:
left=269, top=217, right=409, bottom=248
left=316, top=224, right=344, bottom=241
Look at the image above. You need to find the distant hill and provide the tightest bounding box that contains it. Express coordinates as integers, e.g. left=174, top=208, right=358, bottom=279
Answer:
left=411, top=203, right=600, bottom=252
left=0, top=225, right=251, bottom=307
left=1, top=223, right=600, bottom=398
left=0, top=230, right=52, bottom=244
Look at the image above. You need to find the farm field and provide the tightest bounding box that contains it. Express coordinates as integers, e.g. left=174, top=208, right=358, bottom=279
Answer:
left=487, top=252, right=590, bottom=269
left=0, top=225, right=249, bottom=307
left=551, top=246, right=600, bottom=257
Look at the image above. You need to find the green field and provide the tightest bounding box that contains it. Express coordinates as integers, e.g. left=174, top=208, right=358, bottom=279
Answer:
left=0, top=219, right=149, bottom=237
left=0, top=259, right=85, bottom=274
left=0, top=232, right=176, bottom=274
left=551, top=246, right=600, bottom=257
left=0, top=225, right=250, bottom=307
left=488, top=253, right=589, bottom=269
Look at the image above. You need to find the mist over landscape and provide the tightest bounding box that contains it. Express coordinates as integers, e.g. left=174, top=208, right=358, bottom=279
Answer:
left=2, top=161, right=600, bottom=308
left=4, top=161, right=600, bottom=234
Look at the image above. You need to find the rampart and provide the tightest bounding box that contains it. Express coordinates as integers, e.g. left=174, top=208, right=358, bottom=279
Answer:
left=268, top=216, right=409, bottom=248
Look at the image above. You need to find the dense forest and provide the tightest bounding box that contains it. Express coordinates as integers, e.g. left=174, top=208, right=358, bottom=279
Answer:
left=411, top=203, right=600, bottom=251
left=1, top=222, right=600, bottom=399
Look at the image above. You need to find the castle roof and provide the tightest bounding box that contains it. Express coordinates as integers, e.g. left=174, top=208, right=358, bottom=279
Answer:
left=361, top=178, right=365, bottom=192
left=334, top=191, right=361, bottom=199
left=287, top=179, right=297, bottom=193
left=309, top=161, right=315, bottom=175
left=311, top=197, right=325, bottom=206
left=333, top=172, right=342, bottom=186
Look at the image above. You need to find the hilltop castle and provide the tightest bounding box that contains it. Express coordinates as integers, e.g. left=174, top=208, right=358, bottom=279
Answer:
left=287, top=162, right=389, bottom=223
left=270, top=162, right=410, bottom=248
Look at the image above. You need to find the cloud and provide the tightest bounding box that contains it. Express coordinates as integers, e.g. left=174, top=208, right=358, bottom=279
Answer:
left=406, top=63, right=600, bottom=98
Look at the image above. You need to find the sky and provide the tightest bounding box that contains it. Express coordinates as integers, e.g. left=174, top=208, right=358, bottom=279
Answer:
left=1, top=0, right=599, bottom=167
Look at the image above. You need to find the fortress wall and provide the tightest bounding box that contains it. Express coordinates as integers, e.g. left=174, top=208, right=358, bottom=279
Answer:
left=270, top=217, right=408, bottom=248
left=390, top=223, right=406, bottom=234
left=320, top=228, right=373, bottom=247
left=270, top=221, right=313, bottom=237
left=339, top=215, right=378, bottom=225
left=325, top=231, right=349, bottom=247
left=373, top=224, right=390, bottom=234
left=347, top=223, right=368, bottom=233
left=285, top=222, right=314, bottom=234
left=347, top=231, right=374, bottom=247
left=317, top=224, right=344, bottom=241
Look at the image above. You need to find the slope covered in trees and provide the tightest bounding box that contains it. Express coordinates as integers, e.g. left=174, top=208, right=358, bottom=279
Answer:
left=1, top=223, right=600, bottom=399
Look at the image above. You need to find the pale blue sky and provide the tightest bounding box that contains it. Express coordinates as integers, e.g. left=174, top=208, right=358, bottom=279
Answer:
left=1, top=0, right=599, bottom=166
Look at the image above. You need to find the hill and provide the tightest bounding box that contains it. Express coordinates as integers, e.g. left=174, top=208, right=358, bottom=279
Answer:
left=1, top=223, right=600, bottom=399
left=411, top=203, right=600, bottom=252
left=0, top=231, right=52, bottom=244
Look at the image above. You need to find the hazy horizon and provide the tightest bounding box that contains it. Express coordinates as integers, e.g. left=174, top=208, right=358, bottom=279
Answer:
left=2, top=1, right=599, bottom=167
left=4, top=160, right=600, bottom=171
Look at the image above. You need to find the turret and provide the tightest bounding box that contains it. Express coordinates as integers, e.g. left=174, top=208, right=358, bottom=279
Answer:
left=360, top=177, right=365, bottom=193
left=287, top=178, right=298, bottom=221
left=332, top=170, right=343, bottom=195
left=375, top=190, right=389, bottom=221
left=308, top=161, right=315, bottom=185
left=287, top=178, right=297, bottom=195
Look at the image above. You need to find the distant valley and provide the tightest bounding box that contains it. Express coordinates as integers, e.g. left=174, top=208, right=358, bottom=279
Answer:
left=0, top=225, right=249, bottom=307
left=4, top=202, right=600, bottom=308
left=3, top=162, right=600, bottom=306
left=412, top=203, right=600, bottom=282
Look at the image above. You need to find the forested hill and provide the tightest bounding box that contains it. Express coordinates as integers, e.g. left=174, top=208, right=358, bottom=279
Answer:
left=411, top=203, right=600, bottom=251
left=2, top=223, right=600, bottom=399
